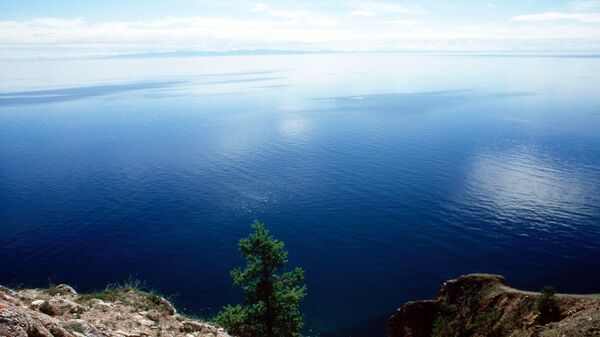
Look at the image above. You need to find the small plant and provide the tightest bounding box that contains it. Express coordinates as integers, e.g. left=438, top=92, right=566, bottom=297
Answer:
left=69, top=305, right=85, bottom=317
left=39, top=301, right=58, bottom=316
left=538, top=286, right=559, bottom=323
left=71, top=326, right=84, bottom=334
left=148, top=293, right=162, bottom=305
left=76, top=278, right=148, bottom=304
left=77, top=289, right=122, bottom=303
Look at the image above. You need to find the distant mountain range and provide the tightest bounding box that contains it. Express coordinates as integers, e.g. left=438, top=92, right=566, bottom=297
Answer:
left=104, top=49, right=345, bottom=59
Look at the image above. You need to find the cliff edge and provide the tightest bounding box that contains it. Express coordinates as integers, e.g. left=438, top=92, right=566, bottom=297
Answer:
left=387, top=274, right=600, bottom=337
left=0, top=284, right=231, bottom=337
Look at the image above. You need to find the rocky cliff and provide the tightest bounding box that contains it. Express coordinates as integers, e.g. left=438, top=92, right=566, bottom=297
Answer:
left=4, top=275, right=600, bottom=337
left=0, top=284, right=231, bottom=337
left=387, top=274, right=600, bottom=337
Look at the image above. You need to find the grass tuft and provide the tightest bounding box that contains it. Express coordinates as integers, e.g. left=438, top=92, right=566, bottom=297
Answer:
left=39, top=301, right=58, bottom=316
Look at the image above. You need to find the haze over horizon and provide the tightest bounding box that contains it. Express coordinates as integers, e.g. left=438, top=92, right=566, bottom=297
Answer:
left=2, top=0, right=600, bottom=60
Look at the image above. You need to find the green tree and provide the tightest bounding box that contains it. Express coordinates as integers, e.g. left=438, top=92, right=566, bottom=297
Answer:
left=538, top=286, right=559, bottom=323
left=216, top=221, right=307, bottom=337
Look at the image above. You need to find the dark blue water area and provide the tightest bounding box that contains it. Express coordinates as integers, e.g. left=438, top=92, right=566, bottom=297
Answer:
left=1, top=54, right=600, bottom=335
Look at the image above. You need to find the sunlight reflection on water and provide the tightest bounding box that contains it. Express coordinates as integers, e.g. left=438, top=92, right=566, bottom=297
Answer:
left=466, top=147, right=592, bottom=228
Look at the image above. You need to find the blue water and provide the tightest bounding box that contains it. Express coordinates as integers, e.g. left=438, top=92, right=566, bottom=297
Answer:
left=1, top=54, right=600, bottom=335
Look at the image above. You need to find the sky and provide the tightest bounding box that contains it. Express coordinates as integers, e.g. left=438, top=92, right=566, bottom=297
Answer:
left=1, top=0, right=600, bottom=59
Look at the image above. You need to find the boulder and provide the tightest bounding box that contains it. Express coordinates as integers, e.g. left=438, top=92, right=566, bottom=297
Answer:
left=137, top=318, right=156, bottom=327
left=54, top=284, right=78, bottom=296
left=65, top=318, right=107, bottom=337
left=0, top=295, right=73, bottom=337
left=31, top=299, right=46, bottom=308
left=89, top=299, right=113, bottom=311
left=181, top=320, right=211, bottom=333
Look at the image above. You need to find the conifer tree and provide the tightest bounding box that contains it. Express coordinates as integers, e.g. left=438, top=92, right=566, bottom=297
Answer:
left=216, top=221, right=306, bottom=337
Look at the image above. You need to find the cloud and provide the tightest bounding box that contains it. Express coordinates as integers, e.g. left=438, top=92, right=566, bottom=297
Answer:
left=378, top=19, right=419, bottom=27
left=247, top=4, right=337, bottom=26
left=28, top=17, right=87, bottom=27
left=569, top=0, right=600, bottom=11
left=0, top=15, right=353, bottom=59
left=249, top=4, right=311, bottom=19
left=2, top=11, right=600, bottom=60
left=249, top=4, right=270, bottom=12
left=511, top=12, right=600, bottom=23
left=349, top=10, right=376, bottom=17
left=347, top=0, right=424, bottom=15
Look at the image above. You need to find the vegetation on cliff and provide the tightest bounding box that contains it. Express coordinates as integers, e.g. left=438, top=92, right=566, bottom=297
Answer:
left=388, top=274, right=600, bottom=337
left=537, top=285, right=559, bottom=324
left=0, top=222, right=308, bottom=337
left=216, top=221, right=307, bottom=337
left=0, top=282, right=230, bottom=337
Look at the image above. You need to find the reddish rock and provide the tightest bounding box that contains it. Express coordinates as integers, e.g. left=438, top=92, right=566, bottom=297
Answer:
left=387, top=274, right=600, bottom=337
left=387, top=300, right=437, bottom=337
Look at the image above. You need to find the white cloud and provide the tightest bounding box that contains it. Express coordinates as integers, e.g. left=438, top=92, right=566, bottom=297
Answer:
left=379, top=19, right=419, bottom=27
left=250, top=4, right=311, bottom=18
left=1, top=12, right=600, bottom=60
left=0, top=15, right=353, bottom=59
left=511, top=12, right=600, bottom=23
left=350, top=10, right=376, bottom=17
left=28, top=17, right=87, bottom=27
left=569, top=0, right=600, bottom=11
left=347, top=0, right=424, bottom=15
left=247, top=4, right=336, bottom=26
left=249, top=4, right=270, bottom=12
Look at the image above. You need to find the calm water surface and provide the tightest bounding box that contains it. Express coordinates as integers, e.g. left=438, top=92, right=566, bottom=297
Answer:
left=1, top=54, right=600, bottom=335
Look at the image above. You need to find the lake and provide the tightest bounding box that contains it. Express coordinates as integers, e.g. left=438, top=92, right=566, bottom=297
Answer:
left=1, top=53, right=600, bottom=335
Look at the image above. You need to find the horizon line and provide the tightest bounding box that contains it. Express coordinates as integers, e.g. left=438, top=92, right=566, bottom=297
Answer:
left=3, top=49, right=600, bottom=62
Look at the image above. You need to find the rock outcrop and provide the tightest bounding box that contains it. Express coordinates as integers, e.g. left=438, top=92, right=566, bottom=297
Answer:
left=0, top=284, right=232, bottom=337
left=387, top=274, right=600, bottom=337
